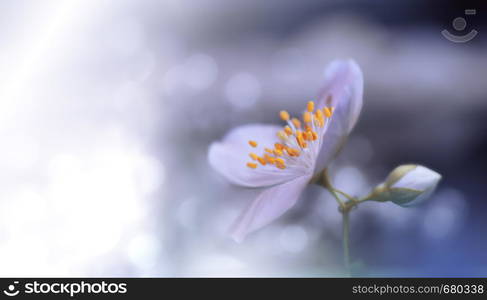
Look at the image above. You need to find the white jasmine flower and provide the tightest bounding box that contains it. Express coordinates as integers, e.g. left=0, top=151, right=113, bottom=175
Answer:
left=208, top=59, right=364, bottom=241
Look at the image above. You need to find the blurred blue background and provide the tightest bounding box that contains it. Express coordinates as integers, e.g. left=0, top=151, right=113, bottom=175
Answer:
left=0, top=0, right=486, bottom=276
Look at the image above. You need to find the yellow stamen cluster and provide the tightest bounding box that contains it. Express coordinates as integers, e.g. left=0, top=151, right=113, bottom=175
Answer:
left=246, top=100, right=334, bottom=170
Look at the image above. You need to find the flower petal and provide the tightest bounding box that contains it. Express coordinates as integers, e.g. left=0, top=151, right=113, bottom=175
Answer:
left=208, top=123, right=304, bottom=187
left=391, top=165, right=442, bottom=192
left=229, top=175, right=312, bottom=242
left=315, top=59, right=364, bottom=172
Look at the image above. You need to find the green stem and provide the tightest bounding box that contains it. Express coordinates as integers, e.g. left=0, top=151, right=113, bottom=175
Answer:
left=329, top=188, right=345, bottom=207
left=334, top=189, right=358, bottom=202
left=342, top=210, right=351, bottom=273
left=312, top=168, right=356, bottom=273
left=320, top=169, right=344, bottom=207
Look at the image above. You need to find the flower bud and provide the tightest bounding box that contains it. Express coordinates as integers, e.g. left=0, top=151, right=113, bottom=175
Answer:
left=368, top=164, right=441, bottom=207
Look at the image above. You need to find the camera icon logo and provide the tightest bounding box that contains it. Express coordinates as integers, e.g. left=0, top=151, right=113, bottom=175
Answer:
left=3, top=281, right=20, bottom=297
left=442, top=9, right=478, bottom=43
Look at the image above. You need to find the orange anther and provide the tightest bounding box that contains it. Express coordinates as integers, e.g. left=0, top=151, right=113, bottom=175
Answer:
left=284, top=126, right=293, bottom=135
left=274, top=143, right=284, bottom=150
left=264, top=154, right=275, bottom=164
left=279, top=110, right=290, bottom=121
left=303, top=112, right=312, bottom=123
left=323, top=107, right=332, bottom=118
left=246, top=162, right=257, bottom=169
left=291, top=118, right=301, bottom=128
left=307, top=101, right=315, bottom=112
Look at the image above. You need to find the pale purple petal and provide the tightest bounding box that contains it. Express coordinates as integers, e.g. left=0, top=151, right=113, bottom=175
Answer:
left=315, top=59, right=364, bottom=172
left=229, top=175, right=312, bottom=242
left=391, top=165, right=441, bottom=192
left=208, top=124, right=304, bottom=187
